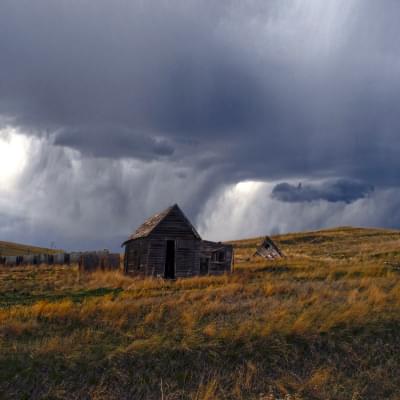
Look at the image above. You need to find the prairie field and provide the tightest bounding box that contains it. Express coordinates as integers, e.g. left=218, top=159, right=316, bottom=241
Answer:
left=1, top=227, right=400, bottom=399
left=0, top=240, right=62, bottom=257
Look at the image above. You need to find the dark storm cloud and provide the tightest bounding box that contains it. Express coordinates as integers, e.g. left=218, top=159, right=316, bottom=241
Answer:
left=271, top=180, right=374, bottom=204
left=1, top=0, right=400, bottom=185
left=0, top=0, right=264, bottom=160
left=54, top=125, right=175, bottom=159
left=1, top=1, right=400, bottom=248
left=1, top=137, right=224, bottom=250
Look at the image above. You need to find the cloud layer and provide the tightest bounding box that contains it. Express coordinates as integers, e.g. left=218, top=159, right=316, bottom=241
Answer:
left=1, top=1, right=400, bottom=248
left=271, top=180, right=374, bottom=204
left=198, top=182, right=400, bottom=241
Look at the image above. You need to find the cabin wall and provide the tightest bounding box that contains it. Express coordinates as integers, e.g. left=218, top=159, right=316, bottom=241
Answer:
left=199, top=241, right=233, bottom=275
left=125, top=238, right=201, bottom=278
left=175, top=239, right=200, bottom=277
left=147, top=239, right=166, bottom=276
left=146, top=239, right=200, bottom=277
left=211, top=244, right=233, bottom=274
left=124, top=238, right=233, bottom=278
left=124, top=239, right=149, bottom=275
left=150, top=207, right=199, bottom=240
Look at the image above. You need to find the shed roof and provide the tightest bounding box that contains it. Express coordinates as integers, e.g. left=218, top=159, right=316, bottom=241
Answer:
left=122, top=204, right=201, bottom=245
left=254, top=236, right=283, bottom=259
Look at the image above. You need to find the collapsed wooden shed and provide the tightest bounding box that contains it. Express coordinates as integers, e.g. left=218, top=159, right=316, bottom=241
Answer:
left=254, top=236, right=283, bottom=260
left=122, top=204, right=233, bottom=279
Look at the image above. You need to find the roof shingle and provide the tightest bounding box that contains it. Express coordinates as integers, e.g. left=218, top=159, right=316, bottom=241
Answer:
left=122, top=204, right=201, bottom=245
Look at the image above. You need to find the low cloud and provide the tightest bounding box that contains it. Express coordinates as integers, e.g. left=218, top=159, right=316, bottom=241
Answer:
left=53, top=125, right=175, bottom=159
left=271, top=180, right=374, bottom=204
left=0, top=133, right=222, bottom=250
left=198, top=182, right=400, bottom=242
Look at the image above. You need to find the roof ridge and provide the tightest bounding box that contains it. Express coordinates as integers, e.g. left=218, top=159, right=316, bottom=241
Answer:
left=122, top=204, right=200, bottom=245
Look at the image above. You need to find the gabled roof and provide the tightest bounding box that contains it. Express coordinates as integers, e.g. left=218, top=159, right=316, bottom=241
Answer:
left=122, top=204, right=201, bottom=245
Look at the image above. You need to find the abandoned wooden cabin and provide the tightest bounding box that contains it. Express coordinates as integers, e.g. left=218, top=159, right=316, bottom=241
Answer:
left=122, top=204, right=233, bottom=278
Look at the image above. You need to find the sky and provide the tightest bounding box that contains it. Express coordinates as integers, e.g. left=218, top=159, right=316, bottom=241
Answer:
left=1, top=0, right=400, bottom=251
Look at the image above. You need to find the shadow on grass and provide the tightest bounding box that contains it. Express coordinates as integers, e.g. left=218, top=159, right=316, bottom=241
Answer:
left=2, top=321, right=400, bottom=399
left=0, top=287, right=123, bottom=308
left=256, top=265, right=292, bottom=274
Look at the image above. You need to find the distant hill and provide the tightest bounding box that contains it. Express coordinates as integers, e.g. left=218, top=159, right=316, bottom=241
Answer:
left=0, top=240, right=63, bottom=256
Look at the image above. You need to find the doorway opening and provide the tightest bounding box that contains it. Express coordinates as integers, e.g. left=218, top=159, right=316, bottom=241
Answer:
left=165, top=240, right=175, bottom=279
left=200, top=258, right=209, bottom=275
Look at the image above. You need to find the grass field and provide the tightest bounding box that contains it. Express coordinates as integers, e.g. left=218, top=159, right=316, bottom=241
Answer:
left=0, top=240, right=62, bottom=256
left=1, top=227, right=400, bottom=399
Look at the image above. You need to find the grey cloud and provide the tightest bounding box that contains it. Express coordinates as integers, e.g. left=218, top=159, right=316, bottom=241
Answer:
left=0, top=0, right=399, bottom=191
left=0, top=0, right=263, bottom=151
left=271, top=180, right=374, bottom=204
left=1, top=1, right=400, bottom=248
left=53, top=126, right=175, bottom=159
left=198, top=183, right=400, bottom=242
left=1, top=137, right=224, bottom=250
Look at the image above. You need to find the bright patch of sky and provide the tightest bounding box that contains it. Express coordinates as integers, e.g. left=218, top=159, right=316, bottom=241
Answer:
left=0, top=128, right=30, bottom=190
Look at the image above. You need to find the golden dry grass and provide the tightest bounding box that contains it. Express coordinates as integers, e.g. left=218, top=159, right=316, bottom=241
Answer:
left=0, top=239, right=62, bottom=256
left=1, top=227, right=400, bottom=399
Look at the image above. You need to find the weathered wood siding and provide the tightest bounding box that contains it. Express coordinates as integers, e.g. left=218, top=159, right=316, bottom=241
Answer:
left=21, top=255, right=35, bottom=265
left=102, top=254, right=120, bottom=270
left=124, top=238, right=233, bottom=278
left=147, top=239, right=166, bottom=276
left=124, top=239, right=149, bottom=275
left=254, top=237, right=283, bottom=260
left=175, top=239, right=200, bottom=277
left=80, top=252, right=121, bottom=273
left=126, top=239, right=201, bottom=278
left=122, top=204, right=233, bottom=279
left=53, top=253, right=71, bottom=265
left=199, top=241, right=233, bottom=275
left=150, top=207, right=199, bottom=239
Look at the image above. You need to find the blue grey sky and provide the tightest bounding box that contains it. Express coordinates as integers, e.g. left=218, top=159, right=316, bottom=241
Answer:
left=1, top=0, right=400, bottom=250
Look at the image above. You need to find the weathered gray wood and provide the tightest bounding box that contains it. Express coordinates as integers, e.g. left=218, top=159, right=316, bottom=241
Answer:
left=123, top=204, right=234, bottom=279
left=199, top=240, right=233, bottom=275
left=254, top=237, right=283, bottom=260
left=79, top=251, right=121, bottom=273
left=123, top=204, right=201, bottom=244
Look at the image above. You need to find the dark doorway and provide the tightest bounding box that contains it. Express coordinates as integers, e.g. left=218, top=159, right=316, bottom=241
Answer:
left=165, top=240, right=175, bottom=279
left=200, top=258, right=209, bottom=275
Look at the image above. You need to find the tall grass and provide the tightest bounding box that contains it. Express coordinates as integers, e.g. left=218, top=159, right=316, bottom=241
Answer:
left=1, top=227, right=400, bottom=399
